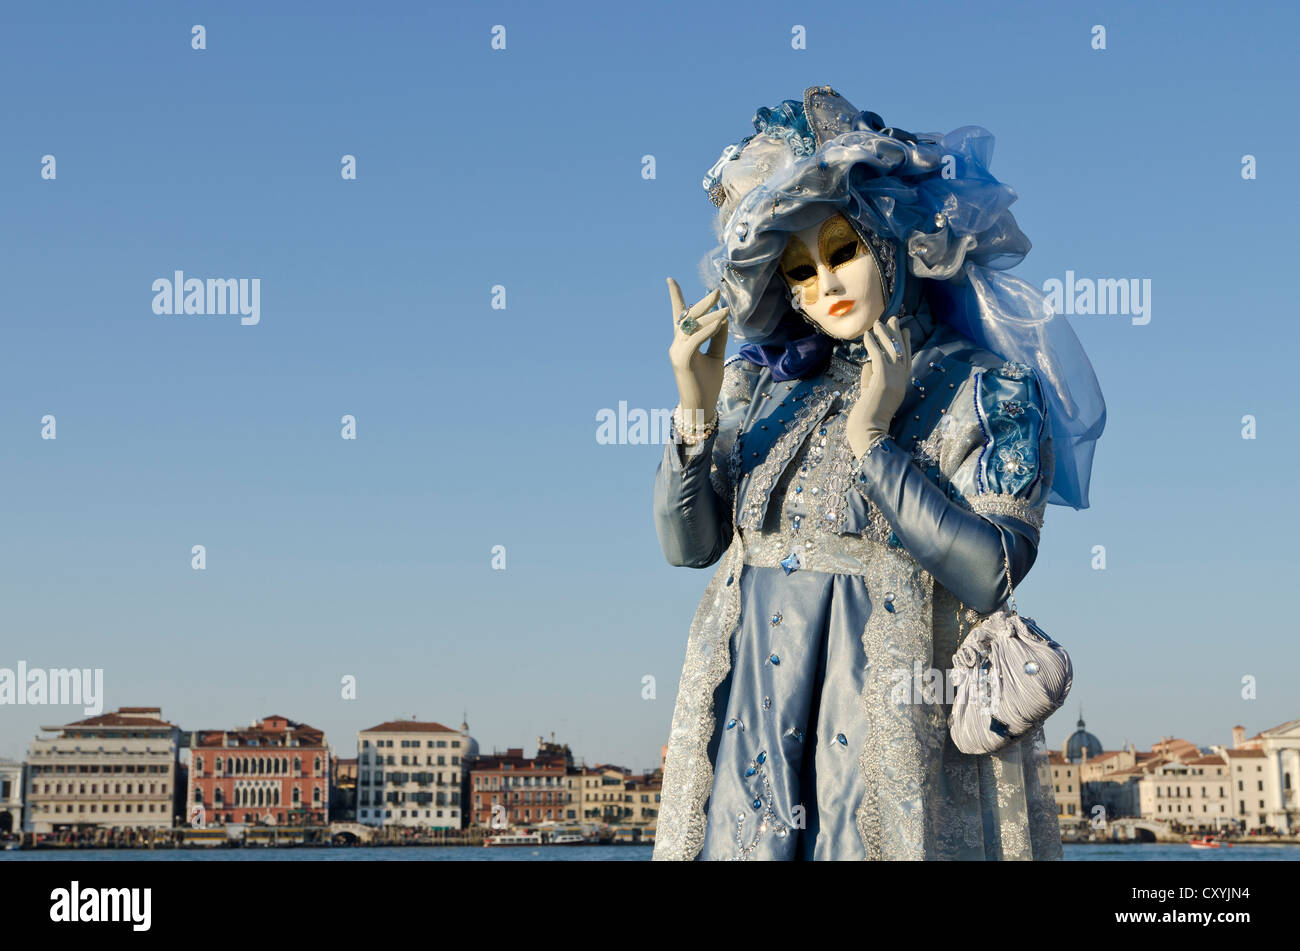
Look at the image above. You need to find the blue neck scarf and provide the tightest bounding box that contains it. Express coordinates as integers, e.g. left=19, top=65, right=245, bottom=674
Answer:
left=736, top=329, right=834, bottom=381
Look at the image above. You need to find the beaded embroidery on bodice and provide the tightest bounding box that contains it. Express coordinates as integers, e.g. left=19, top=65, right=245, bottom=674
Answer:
left=739, top=353, right=897, bottom=573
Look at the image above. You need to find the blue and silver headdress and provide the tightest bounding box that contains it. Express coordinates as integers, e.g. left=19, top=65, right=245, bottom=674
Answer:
left=697, top=85, right=1105, bottom=509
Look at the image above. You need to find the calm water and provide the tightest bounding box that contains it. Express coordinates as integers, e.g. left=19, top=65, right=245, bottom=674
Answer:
left=1, top=843, right=1296, bottom=861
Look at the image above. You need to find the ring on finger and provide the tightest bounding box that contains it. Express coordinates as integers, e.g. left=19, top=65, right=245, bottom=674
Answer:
left=678, top=306, right=700, bottom=335
left=891, top=338, right=903, bottom=358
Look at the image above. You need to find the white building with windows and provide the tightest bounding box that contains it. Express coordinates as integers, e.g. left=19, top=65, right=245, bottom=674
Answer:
left=357, top=720, right=477, bottom=830
left=1212, top=720, right=1300, bottom=832
left=1138, top=755, right=1231, bottom=830
left=23, top=707, right=181, bottom=833
left=0, top=758, right=23, bottom=836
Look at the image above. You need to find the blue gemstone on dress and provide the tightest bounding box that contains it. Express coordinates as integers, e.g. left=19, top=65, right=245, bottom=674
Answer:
left=770, top=612, right=782, bottom=626
left=887, top=532, right=901, bottom=548
left=883, top=592, right=896, bottom=613
left=727, top=718, right=737, bottom=730
left=769, top=653, right=781, bottom=665
left=780, top=551, right=800, bottom=574
left=756, top=750, right=767, bottom=764
left=836, top=733, right=848, bottom=746
left=763, top=696, right=771, bottom=710
left=819, top=427, right=827, bottom=436
left=785, top=727, right=804, bottom=742
left=745, top=765, right=757, bottom=777
left=752, top=797, right=763, bottom=810
left=726, top=575, right=734, bottom=585
left=795, top=485, right=802, bottom=494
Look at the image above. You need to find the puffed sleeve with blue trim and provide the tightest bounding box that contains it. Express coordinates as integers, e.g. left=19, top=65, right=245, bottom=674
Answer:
left=849, top=360, right=1055, bottom=614
left=652, top=356, right=760, bottom=568
left=945, top=360, right=1055, bottom=536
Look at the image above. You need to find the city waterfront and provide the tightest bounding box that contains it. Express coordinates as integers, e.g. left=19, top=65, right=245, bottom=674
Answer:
left=1, top=843, right=1297, bottom=861
left=5, top=710, right=1298, bottom=855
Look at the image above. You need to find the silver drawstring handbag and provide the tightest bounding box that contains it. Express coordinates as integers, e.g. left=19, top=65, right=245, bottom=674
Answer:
left=947, top=523, right=1073, bottom=755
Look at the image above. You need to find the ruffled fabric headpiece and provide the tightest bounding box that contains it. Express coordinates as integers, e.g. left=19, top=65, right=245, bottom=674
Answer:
left=697, top=85, right=1105, bottom=509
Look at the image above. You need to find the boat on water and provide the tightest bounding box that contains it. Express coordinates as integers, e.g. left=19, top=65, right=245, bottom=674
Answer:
left=1189, top=835, right=1232, bottom=850
left=551, top=833, right=585, bottom=845
left=483, top=832, right=542, bottom=847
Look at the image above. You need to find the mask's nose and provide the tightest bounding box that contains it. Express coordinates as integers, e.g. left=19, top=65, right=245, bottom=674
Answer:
left=817, top=261, right=843, bottom=297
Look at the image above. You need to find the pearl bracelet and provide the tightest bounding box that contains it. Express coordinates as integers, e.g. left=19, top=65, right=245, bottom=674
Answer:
left=673, top=404, right=718, bottom=445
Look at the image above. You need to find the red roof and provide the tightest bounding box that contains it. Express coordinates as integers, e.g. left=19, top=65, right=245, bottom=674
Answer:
left=471, top=753, right=567, bottom=772
left=1222, top=748, right=1266, bottom=758
left=1086, top=751, right=1122, bottom=762
left=62, top=712, right=175, bottom=729
left=193, top=716, right=325, bottom=747
left=359, top=720, right=459, bottom=734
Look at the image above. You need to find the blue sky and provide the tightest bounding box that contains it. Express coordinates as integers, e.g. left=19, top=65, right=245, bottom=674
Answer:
left=1, top=0, right=1297, bottom=767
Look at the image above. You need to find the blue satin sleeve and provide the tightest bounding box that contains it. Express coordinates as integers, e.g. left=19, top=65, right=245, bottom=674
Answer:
left=850, top=438, right=1036, bottom=613
left=653, top=357, right=759, bottom=569
left=848, top=363, right=1053, bottom=615
left=653, top=432, right=732, bottom=568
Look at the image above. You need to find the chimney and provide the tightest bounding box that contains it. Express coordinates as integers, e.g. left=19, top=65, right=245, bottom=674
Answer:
left=1232, top=725, right=1246, bottom=749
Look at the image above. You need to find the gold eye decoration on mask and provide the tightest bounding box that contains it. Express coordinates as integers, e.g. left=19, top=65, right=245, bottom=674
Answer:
left=779, top=234, right=819, bottom=304
left=819, top=213, right=864, bottom=271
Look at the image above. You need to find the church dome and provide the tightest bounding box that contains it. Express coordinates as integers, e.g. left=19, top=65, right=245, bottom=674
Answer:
left=460, top=721, right=479, bottom=761
left=1064, top=715, right=1104, bottom=762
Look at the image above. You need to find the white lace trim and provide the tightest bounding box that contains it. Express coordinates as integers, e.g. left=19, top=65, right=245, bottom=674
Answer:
left=967, top=492, right=1045, bottom=532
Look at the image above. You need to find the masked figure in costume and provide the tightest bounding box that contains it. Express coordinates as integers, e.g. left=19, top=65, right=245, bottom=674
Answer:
left=652, top=86, right=1105, bottom=860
